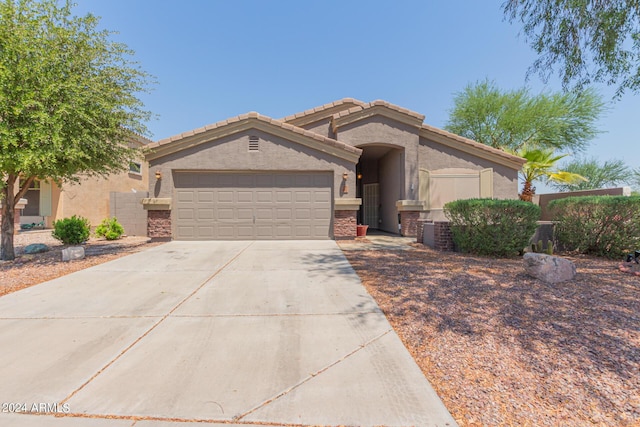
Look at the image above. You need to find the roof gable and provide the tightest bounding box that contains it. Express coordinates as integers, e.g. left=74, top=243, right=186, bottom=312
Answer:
left=280, top=98, right=367, bottom=127
left=331, top=100, right=425, bottom=133
left=145, top=112, right=362, bottom=163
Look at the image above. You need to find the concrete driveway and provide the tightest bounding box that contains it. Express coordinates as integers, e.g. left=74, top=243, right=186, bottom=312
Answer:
left=0, top=241, right=457, bottom=427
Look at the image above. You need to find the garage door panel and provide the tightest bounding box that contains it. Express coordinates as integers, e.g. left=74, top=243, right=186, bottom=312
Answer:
left=177, top=191, right=194, bottom=203
left=315, top=190, right=331, bottom=203
left=218, top=191, right=234, bottom=203
left=275, top=191, right=292, bottom=203
left=295, top=208, right=311, bottom=219
left=177, top=209, right=194, bottom=220
left=295, top=191, right=311, bottom=203
left=217, top=225, right=234, bottom=238
left=295, top=225, right=312, bottom=237
left=174, top=172, right=332, bottom=240
left=198, top=209, right=214, bottom=220
left=256, top=208, right=273, bottom=220
left=237, top=191, right=254, bottom=203
left=218, top=208, right=234, bottom=220
left=197, top=191, right=214, bottom=203
left=237, top=208, right=253, bottom=220
left=237, top=226, right=254, bottom=238
left=314, top=208, right=331, bottom=219
left=276, top=208, right=292, bottom=220
left=256, top=191, right=272, bottom=203
left=177, top=226, right=195, bottom=238
left=197, top=226, right=214, bottom=238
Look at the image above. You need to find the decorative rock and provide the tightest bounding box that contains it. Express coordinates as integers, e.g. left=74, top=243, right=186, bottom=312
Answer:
left=523, top=252, right=576, bottom=284
left=23, top=243, right=49, bottom=254
left=62, top=246, right=85, bottom=262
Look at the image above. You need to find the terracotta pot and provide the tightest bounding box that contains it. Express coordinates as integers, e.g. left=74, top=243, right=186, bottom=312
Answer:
left=356, top=225, right=369, bottom=237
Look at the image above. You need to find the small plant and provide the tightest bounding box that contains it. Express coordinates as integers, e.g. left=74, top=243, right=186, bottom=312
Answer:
left=52, top=215, right=91, bottom=245
left=531, top=239, right=554, bottom=255
left=95, top=217, right=125, bottom=240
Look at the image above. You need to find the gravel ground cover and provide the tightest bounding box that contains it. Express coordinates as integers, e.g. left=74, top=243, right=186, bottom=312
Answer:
left=0, top=230, right=164, bottom=297
left=343, top=245, right=640, bottom=427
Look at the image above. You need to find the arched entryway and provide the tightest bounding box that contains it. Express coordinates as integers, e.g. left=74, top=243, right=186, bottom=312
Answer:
left=355, top=144, right=404, bottom=234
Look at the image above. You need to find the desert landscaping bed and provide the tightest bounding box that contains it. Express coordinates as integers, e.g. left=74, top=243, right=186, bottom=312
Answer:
left=0, top=230, right=164, bottom=297
left=344, top=245, right=640, bottom=427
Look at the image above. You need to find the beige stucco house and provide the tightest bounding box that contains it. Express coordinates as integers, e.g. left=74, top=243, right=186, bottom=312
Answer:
left=15, top=135, right=150, bottom=229
left=143, top=98, right=525, bottom=240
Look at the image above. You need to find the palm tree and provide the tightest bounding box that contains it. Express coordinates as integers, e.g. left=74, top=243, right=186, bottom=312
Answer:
left=512, top=148, right=588, bottom=202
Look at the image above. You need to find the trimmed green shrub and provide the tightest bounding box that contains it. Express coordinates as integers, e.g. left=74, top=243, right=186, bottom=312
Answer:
left=52, top=215, right=91, bottom=245
left=549, top=195, right=640, bottom=258
left=443, top=198, right=541, bottom=257
left=95, top=217, right=125, bottom=240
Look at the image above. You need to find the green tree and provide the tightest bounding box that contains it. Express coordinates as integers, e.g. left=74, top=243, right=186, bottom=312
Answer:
left=549, top=157, right=631, bottom=192
left=630, top=168, right=640, bottom=194
left=445, top=80, right=605, bottom=153
left=504, top=0, right=640, bottom=96
left=512, top=148, right=587, bottom=202
left=0, top=0, right=153, bottom=260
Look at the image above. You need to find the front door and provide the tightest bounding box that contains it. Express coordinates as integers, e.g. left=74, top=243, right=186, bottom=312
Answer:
left=362, top=183, right=380, bottom=229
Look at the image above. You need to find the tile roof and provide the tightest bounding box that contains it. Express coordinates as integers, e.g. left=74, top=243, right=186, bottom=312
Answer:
left=148, top=111, right=361, bottom=156
left=280, top=98, right=367, bottom=123
left=331, top=100, right=426, bottom=121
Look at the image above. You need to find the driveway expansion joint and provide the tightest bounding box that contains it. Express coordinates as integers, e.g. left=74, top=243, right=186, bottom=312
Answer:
left=59, top=241, right=255, bottom=406
left=233, top=328, right=393, bottom=422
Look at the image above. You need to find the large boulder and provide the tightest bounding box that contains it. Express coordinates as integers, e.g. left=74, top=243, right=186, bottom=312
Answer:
left=23, top=243, right=49, bottom=254
left=62, top=246, right=85, bottom=262
left=523, top=252, right=576, bottom=284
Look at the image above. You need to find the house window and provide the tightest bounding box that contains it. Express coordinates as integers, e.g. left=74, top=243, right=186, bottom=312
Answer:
left=129, top=162, right=142, bottom=174
left=248, top=136, right=259, bottom=152
left=22, top=180, right=40, bottom=216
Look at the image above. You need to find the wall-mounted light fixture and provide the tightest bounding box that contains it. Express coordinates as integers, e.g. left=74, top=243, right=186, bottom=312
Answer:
left=357, top=173, right=363, bottom=180
left=342, top=172, right=349, bottom=194
left=155, top=170, right=162, bottom=180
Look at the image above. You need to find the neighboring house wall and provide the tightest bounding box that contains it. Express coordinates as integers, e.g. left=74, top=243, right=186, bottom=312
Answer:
left=19, top=144, right=149, bottom=228
left=56, top=165, right=148, bottom=227
left=535, top=187, right=631, bottom=221
left=110, top=191, right=149, bottom=236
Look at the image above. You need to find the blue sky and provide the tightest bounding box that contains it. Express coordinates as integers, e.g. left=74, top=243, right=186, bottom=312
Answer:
left=75, top=0, right=639, bottom=182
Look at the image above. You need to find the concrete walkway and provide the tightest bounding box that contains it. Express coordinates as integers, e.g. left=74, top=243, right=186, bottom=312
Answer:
left=339, top=232, right=417, bottom=251
left=0, top=241, right=457, bottom=427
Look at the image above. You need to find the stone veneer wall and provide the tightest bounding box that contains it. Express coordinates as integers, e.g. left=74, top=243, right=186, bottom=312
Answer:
left=147, top=210, right=172, bottom=239
left=400, top=211, right=420, bottom=237
left=334, top=210, right=357, bottom=239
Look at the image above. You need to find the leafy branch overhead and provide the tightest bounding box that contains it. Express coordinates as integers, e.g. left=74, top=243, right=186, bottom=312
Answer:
left=504, top=0, right=640, bottom=97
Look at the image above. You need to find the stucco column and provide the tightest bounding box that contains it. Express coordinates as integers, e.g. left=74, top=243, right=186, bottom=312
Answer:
left=142, top=198, right=172, bottom=241
left=396, top=200, right=426, bottom=238
left=334, top=198, right=362, bottom=240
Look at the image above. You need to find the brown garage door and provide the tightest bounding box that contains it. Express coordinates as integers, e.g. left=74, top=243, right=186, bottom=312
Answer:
left=173, top=172, right=332, bottom=240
